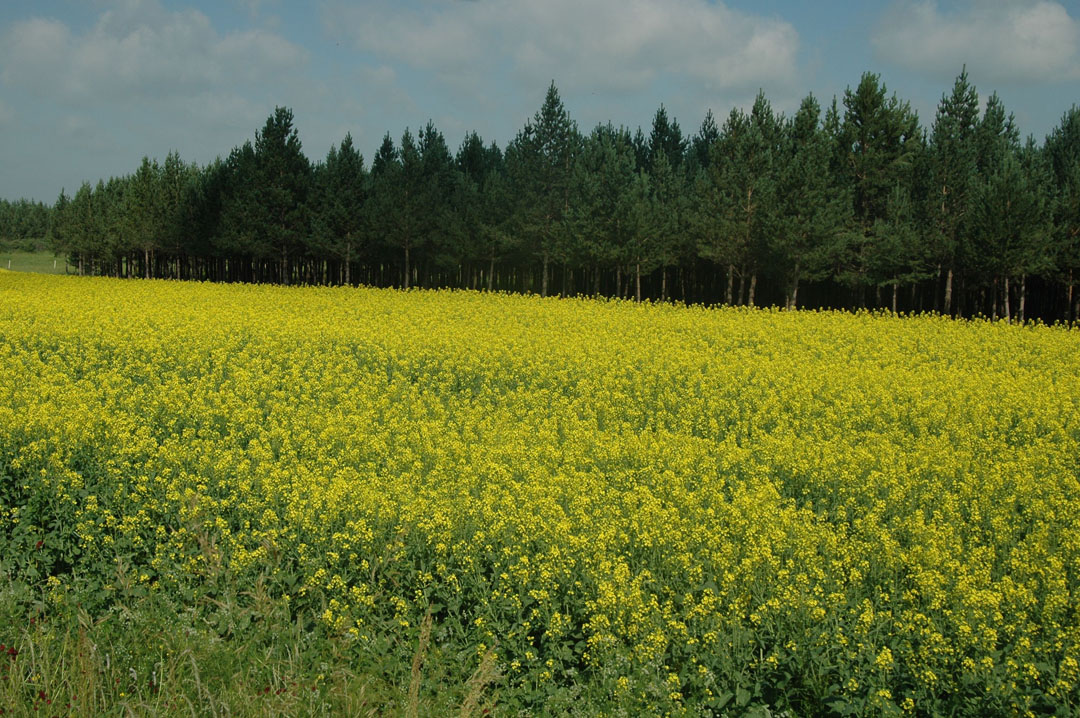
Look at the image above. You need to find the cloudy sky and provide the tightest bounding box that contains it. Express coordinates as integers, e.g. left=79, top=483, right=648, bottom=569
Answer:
left=1, top=0, right=1078, bottom=202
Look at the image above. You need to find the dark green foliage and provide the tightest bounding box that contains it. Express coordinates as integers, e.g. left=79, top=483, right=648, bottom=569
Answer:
left=696, top=92, right=782, bottom=306
left=20, top=79, right=1080, bottom=322
left=251, top=106, right=312, bottom=284
left=774, top=94, right=852, bottom=309
left=687, top=110, right=719, bottom=175
left=504, top=82, right=580, bottom=296
left=647, top=105, right=686, bottom=171
left=0, top=198, right=52, bottom=250
left=311, top=133, right=367, bottom=284
left=970, top=143, right=1052, bottom=320
left=927, top=67, right=980, bottom=313
left=1044, top=106, right=1080, bottom=321
left=568, top=124, right=637, bottom=294
left=835, top=73, right=921, bottom=301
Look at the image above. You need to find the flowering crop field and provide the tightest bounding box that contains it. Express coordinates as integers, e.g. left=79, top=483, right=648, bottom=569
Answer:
left=1, top=272, right=1079, bottom=716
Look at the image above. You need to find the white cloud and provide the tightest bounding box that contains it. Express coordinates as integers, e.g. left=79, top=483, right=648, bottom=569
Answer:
left=0, top=0, right=307, bottom=104
left=873, top=1, right=1080, bottom=83
left=323, top=0, right=799, bottom=101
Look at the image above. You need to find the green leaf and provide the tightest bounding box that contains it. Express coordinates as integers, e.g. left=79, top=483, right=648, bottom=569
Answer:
left=712, top=691, right=733, bottom=710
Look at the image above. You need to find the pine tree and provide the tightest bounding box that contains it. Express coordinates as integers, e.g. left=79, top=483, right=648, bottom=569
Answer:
left=418, top=121, right=457, bottom=280
left=567, top=124, right=636, bottom=296
left=127, top=156, right=162, bottom=278
left=160, top=151, right=195, bottom=279
left=870, top=183, right=922, bottom=312
left=371, top=133, right=397, bottom=178
left=630, top=148, right=685, bottom=301
left=971, top=147, right=1050, bottom=320
left=837, top=73, right=921, bottom=305
left=647, top=105, right=686, bottom=171
left=392, top=128, right=425, bottom=289
left=967, top=93, right=1022, bottom=313
left=1044, top=106, right=1080, bottom=322
left=251, top=107, right=312, bottom=285
left=218, top=140, right=261, bottom=281
left=774, top=94, right=851, bottom=309
left=312, top=134, right=367, bottom=285
left=50, top=190, right=71, bottom=265
left=928, top=67, right=979, bottom=314
left=688, top=110, right=719, bottom=174
left=505, top=82, right=579, bottom=296
left=452, top=134, right=509, bottom=290
left=699, top=92, right=781, bottom=306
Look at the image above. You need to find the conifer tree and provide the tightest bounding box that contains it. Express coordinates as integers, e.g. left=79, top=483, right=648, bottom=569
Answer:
left=160, top=151, right=195, bottom=279
left=128, top=156, right=162, bottom=279
left=505, top=82, right=579, bottom=296
left=837, top=73, right=920, bottom=304
left=971, top=147, right=1049, bottom=320
left=647, top=105, right=686, bottom=170
left=700, top=92, right=781, bottom=306
left=774, top=94, right=851, bottom=309
left=928, top=67, right=979, bottom=314
left=418, top=121, right=457, bottom=280
left=251, top=107, right=311, bottom=284
left=688, top=110, right=719, bottom=174
left=1044, top=106, right=1080, bottom=321
left=312, top=134, right=367, bottom=284
left=391, top=128, right=426, bottom=289
left=568, top=124, right=636, bottom=296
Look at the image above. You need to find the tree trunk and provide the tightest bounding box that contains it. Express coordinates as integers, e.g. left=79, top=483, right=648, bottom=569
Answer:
left=1068, top=269, right=1075, bottom=324
left=892, top=281, right=898, bottom=314
left=661, top=267, right=667, bottom=302
left=541, top=252, right=549, bottom=297
left=788, top=261, right=801, bottom=310
left=404, top=241, right=410, bottom=290
left=944, top=267, right=954, bottom=315
left=747, top=273, right=757, bottom=307
left=144, top=248, right=150, bottom=280
left=737, top=270, right=745, bottom=307
left=1019, top=274, right=1026, bottom=322
left=345, top=241, right=352, bottom=285
left=593, top=264, right=600, bottom=297
left=679, top=266, right=686, bottom=302
left=488, top=247, right=495, bottom=292
left=725, top=264, right=734, bottom=305
left=616, top=265, right=622, bottom=299
left=1004, top=275, right=1011, bottom=322
left=635, top=262, right=641, bottom=303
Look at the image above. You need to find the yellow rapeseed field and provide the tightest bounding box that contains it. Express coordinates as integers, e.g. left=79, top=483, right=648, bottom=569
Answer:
left=1, top=272, right=1079, bottom=715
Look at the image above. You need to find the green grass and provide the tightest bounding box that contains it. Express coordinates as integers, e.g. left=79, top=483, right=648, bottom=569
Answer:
left=0, top=575, right=500, bottom=717
left=0, top=250, right=69, bottom=275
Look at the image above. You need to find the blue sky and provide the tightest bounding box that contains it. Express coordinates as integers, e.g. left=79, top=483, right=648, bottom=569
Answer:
left=1, top=0, right=1078, bottom=202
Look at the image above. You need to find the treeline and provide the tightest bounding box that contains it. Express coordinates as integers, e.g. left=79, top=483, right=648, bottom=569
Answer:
left=6, top=69, right=1080, bottom=322
left=0, top=198, right=52, bottom=249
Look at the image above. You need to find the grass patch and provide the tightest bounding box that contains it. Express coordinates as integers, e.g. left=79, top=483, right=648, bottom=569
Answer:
left=0, top=576, right=499, bottom=717
left=0, top=250, right=68, bottom=275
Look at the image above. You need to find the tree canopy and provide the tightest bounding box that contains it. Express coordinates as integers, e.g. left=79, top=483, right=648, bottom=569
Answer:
left=9, top=77, right=1077, bottom=323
